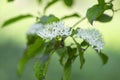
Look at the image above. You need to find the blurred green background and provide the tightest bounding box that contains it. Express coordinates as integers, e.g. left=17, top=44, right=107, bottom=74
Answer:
left=0, top=0, right=120, bottom=80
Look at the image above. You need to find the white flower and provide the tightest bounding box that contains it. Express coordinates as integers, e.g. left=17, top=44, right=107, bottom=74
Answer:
left=76, top=28, right=104, bottom=52
left=27, top=23, right=44, bottom=35
left=36, top=21, right=72, bottom=40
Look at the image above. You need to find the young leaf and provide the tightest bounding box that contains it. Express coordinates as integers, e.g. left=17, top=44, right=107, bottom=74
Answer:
left=63, top=0, right=74, bottom=7
left=98, top=52, right=108, bottom=64
left=61, top=13, right=80, bottom=20
left=97, top=0, right=105, bottom=6
left=86, top=5, right=104, bottom=24
left=44, top=0, right=59, bottom=13
left=40, top=14, right=59, bottom=24
left=17, top=37, right=44, bottom=75
left=34, top=54, right=50, bottom=80
left=2, top=14, right=33, bottom=27
left=96, top=14, right=113, bottom=22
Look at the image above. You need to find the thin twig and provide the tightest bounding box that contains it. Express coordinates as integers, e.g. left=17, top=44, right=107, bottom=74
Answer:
left=72, top=17, right=86, bottom=28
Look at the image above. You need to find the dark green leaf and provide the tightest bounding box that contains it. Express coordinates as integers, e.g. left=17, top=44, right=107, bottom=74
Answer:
left=104, top=3, right=113, bottom=10
left=2, top=14, right=33, bottom=27
left=97, top=0, right=105, bottom=6
left=86, top=5, right=104, bottom=24
left=96, top=14, right=113, bottom=22
left=79, top=50, right=85, bottom=69
left=34, top=54, right=50, bottom=80
left=67, top=47, right=77, bottom=60
left=61, top=13, right=80, bottom=20
left=40, top=14, right=59, bottom=24
left=8, top=0, right=14, bottom=2
left=17, top=37, right=44, bottom=75
left=81, top=40, right=89, bottom=47
left=98, top=52, right=108, bottom=64
left=44, top=0, right=59, bottom=13
left=63, top=0, right=74, bottom=7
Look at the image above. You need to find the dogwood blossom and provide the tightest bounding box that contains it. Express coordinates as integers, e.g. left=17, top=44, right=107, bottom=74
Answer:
left=27, top=21, right=72, bottom=40
left=76, top=28, right=104, bottom=52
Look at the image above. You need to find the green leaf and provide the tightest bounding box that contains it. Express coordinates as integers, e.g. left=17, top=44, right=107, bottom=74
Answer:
left=56, top=47, right=68, bottom=66
left=8, top=0, right=14, bottom=2
left=86, top=5, right=105, bottom=24
left=17, top=37, right=44, bottom=75
left=44, top=0, right=59, bottom=13
left=61, top=13, right=80, bottom=20
left=96, top=14, right=113, bottom=22
left=67, top=47, right=77, bottom=60
left=79, top=51, right=85, bottom=69
left=98, top=52, right=108, bottom=64
left=72, top=37, right=86, bottom=69
left=63, top=0, right=74, bottom=7
left=62, top=59, right=72, bottom=80
left=2, top=14, right=33, bottom=27
left=34, top=54, right=50, bottom=80
left=40, top=14, right=59, bottom=24
left=60, top=47, right=77, bottom=80
left=97, top=0, right=105, bottom=6
left=104, top=3, right=113, bottom=10
left=81, top=40, right=89, bottom=47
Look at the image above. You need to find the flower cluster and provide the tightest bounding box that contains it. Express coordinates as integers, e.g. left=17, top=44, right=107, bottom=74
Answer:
left=27, top=21, right=104, bottom=51
left=76, top=28, right=104, bottom=52
left=27, top=21, right=72, bottom=40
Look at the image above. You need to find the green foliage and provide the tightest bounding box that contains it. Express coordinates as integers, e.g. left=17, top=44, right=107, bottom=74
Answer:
left=63, top=0, right=74, bottom=7
left=96, top=14, right=113, bottom=22
left=2, top=14, right=33, bottom=27
left=98, top=52, right=108, bottom=64
left=97, top=0, right=105, bottom=6
left=86, top=0, right=113, bottom=24
left=79, top=41, right=89, bottom=69
left=34, top=54, right=51, bottom=80
left=62, top=47, right=77, bottom=80
left=86, top=5, right=105, bottom=24
left=3, top=0, right=115, bottom=80
left=39, top=15, right=60, bottom=24
left=18, top=36, right=44, bottom=75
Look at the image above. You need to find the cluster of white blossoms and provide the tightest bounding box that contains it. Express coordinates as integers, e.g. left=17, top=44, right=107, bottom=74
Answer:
left=27, top=21, right=104, bottom=51
left=76, top=28, right=104, bottom=52
left=27, top=21, right=72, bottom=40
